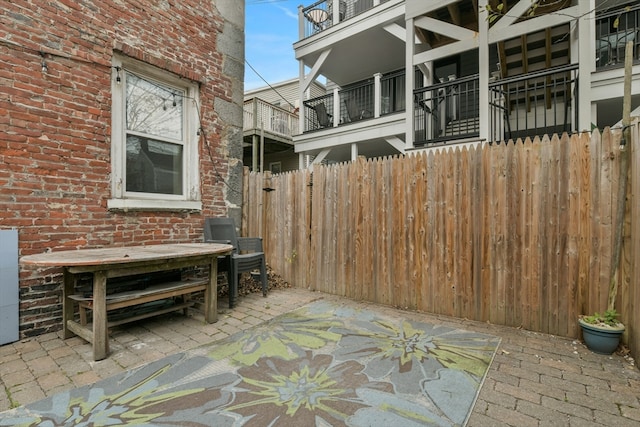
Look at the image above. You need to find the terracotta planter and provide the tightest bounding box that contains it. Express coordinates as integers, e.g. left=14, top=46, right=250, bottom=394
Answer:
left=578, top=318, right=625, bottom=355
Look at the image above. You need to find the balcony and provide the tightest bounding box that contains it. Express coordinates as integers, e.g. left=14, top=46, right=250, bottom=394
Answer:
left=303, top=70, right=405, bottom=133
left=595, top=3, right=640, bottom=70
left=303, top=63, right=577, bottom=147
left=243, top=98, right=299, bottom=171
left=414, top=75, right=480, bottom=145
left=489, top=64, right=578, bottom=142
left=301, top=0, right=391, bottom=38
left=243, top=98, right=299, bottom=140
left=413, top=64, right=578, bottom=146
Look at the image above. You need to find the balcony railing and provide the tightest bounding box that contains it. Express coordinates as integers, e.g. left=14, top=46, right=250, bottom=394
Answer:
left=413, top=64, right=578, bottom=145
left=381, top=70, right=406, bottom=115
left=489, top=64, right=578, bottom=142
left=596, top=3, right=640, bottom=69
left=339, top=80, right=374, bottom=124
left=243, top=98, right=299, bottom=139
left=303, top=70, right=406, bottom=133
left=413, top=75, right=480, bottom=145
left=303, top=64, right=577, bottom=143
left=304, top=94, right=335, bottom=132
left=301, top=0, right=391, bottom=38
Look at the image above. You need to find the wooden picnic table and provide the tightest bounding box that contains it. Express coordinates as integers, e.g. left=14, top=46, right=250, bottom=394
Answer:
left=21, top=243, right=233, bottom=361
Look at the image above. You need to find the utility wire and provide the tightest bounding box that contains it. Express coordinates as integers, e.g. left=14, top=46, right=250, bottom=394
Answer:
left=246, top=0, right=291, bottom=4
left=245, top=59, right=297, bottom=110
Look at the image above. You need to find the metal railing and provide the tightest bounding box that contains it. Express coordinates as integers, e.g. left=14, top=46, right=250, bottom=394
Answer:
left=413, top=75, right=480, bottom=145
left=302, top=69, right=407, bottom=133
left=243, top=98, right=299, bottom=138
left=595, top=3, right=640, bottom=69
left=489, top=64, right=578, bottom=142
left=301, top=0, right=391, bottom=38
left=412, top=64, right=578, bottom=145
left=303, top=94, right=335, bottom=132
left=339, top=80, right=374, bottom=124
left=380, top=69, right=406, bottom=115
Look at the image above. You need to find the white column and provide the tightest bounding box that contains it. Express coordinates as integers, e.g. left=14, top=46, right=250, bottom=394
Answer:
left=298, top=5, right=304, bottom=39
left=405, top=17, right=415, bottom=149
left=333, top=87, right=340, bottom=127
left=577, top=0, right=595, bottom=132
left=374, top=72, right=382, bottom=117
left=351, top=143, right=358, bottom=161
left=478, top=0, right=490, bottom=142
left=299, top=59, right=306, bottom=135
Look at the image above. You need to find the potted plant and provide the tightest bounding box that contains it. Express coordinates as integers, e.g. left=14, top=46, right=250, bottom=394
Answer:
left=579, top=98, right=632, bottom=355
left=578, top=309, right=625, bottom=355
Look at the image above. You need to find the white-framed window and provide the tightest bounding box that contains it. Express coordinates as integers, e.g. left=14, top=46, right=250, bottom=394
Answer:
left=108, top=54, right=201, bottom=211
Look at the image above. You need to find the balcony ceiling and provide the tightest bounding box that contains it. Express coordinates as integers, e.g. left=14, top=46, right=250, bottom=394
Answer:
left=299, top=18, right=406, bottom=87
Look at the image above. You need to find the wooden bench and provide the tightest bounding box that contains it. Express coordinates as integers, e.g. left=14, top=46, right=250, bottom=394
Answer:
left=69, top=278, right=207, bottom=328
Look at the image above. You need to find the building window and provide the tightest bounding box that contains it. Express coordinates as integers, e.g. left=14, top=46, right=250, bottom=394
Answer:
left=109, top=55, right=201, bottom=211
left=270, top=162, right=282, bottom=174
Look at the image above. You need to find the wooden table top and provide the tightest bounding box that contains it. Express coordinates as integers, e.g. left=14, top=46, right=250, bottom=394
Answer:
left=20, top=243, right=233, bottom=267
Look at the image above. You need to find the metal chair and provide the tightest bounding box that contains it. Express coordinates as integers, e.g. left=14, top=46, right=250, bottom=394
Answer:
left=204, top=217, right=267, bottom=308
left=343, top=97, right=371, bottom=122
left=313, top=103, right=333, bottom=128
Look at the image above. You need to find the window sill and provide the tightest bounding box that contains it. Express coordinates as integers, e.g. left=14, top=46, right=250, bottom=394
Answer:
left=107, top=198, right=202, bottom=212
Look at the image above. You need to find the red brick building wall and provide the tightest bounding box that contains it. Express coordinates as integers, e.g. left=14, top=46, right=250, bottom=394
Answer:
left=0, top=1, right=244, bottom=337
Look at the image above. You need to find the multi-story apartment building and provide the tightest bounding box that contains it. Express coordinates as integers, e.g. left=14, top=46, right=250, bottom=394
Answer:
left=293, top=0, right=640, bottom=166
left=243, top=78, right=325, bottom=173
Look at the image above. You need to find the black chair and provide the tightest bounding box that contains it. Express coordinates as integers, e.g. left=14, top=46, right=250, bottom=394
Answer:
left=343, top=97, right=371, bottom=122
left=204, top=217, right=267, bottom=308
left=313, top=103, right=333, bottom=128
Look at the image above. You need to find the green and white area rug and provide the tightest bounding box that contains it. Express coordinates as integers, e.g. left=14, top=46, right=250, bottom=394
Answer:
left=1, top=300, right=500, bottom=426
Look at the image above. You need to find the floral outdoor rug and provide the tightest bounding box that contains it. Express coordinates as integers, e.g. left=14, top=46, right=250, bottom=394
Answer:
left=1, top=300, right=500, bottom=426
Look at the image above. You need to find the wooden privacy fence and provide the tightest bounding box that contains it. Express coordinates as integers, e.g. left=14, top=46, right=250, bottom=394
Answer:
left=242, top=127, right=640, bottom=349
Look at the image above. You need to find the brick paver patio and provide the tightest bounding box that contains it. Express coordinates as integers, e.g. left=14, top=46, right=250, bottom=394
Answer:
left=1, top=287, right=638, bottom=426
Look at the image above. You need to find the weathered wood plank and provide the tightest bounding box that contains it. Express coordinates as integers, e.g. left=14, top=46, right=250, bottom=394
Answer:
left=519, top=140, right=531, bottom=330
left=529, top=136, right=542, bottom=332
left=578, top=131, right=592, bottom=317
left=566, top=132, right=582, bottom=337
left=458, top=147, right=472, bottom=319
left=481, top=144, right=492, bottom=322
left=470, top=144, right=483, bottom=322
left=505, top=141, right=518, bottom=328
left=557, top=133, right=571, bottom=337
left=493, top=142, right=507, bottom=325
left=444, top=148, right=455, bottom=316
left=588, top=129, right=603, bottom=314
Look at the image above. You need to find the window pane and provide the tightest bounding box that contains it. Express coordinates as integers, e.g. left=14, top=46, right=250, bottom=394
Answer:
left=126, top=136, right=183, bottom=195
left=126, top=73, right=183, bottom=140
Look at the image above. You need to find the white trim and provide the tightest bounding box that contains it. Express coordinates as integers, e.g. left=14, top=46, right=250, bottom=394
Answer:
left=303, top=49, right=331, bottom=91
left=414, top=16, right=476, bottom=41
left=110, top=54, right=201, bottom=211
left=488, top=6, right=579, bottom=43
left=414, top=38, right=479, bottom=65
left=479, top=0, right=490, bottom=141
left=107, top=199, right=202, bottom=212
left=491, top=0, right=535, bottom=31
left=384, top=136, right=406, bottom=154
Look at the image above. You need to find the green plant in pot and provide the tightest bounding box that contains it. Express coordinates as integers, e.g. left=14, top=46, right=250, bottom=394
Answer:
left=578, top=309, right=625, bottom=355
left=578, top=108, right=631, bottom=355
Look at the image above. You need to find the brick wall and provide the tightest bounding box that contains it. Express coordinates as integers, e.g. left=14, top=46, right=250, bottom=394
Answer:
left=0, top=1, right=244, bottom=338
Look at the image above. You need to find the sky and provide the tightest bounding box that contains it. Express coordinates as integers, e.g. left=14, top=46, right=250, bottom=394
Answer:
left=245, top=0, right=302, bottom=91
